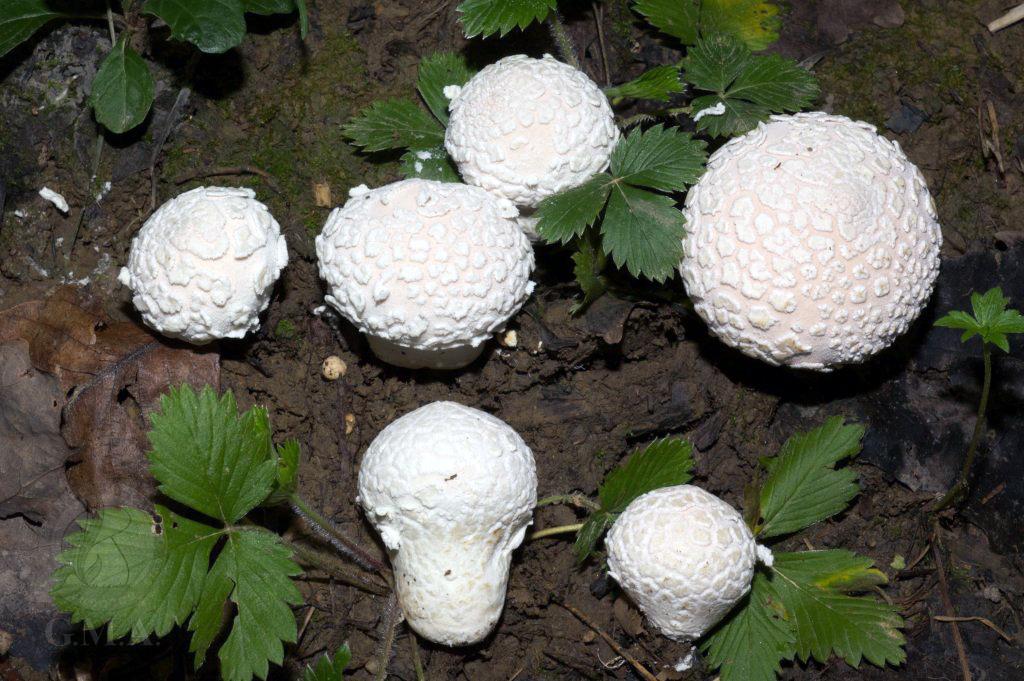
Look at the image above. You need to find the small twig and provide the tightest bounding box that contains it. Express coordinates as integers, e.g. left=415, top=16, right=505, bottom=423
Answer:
left=150, top=86, right=192, bottom=209
left=933, top=616, right=1014, bottom=643
left=173, top=165, right=282, bottom=194
left=981, top=482, right=1006, bottom=505
left=988, top=3, right=1024, bottom=32
left=557, top=601, right=659, bottom=681
left=530, top=523, right=584, bottom=540
left=374, top=594, right=402, bottom=681
left=932, top=532, right=973, bottom=681
left=592, top=3, right=610, bottom=86
left=548, top=11, right=581, bottom=70
left=296, top=605, right=315, bottom=645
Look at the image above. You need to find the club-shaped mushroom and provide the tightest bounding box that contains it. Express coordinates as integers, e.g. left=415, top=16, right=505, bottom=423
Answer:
left=444, top=54, right=619, bottom=224
left=118, top=186, right=288, bottom=344
left=357, top=401, right=537, bottom=646
left=315, top=179, right=535, bottom=369
left=606, top=485, right=772, bottom=658
left=680, top=112, right=942, bottom=370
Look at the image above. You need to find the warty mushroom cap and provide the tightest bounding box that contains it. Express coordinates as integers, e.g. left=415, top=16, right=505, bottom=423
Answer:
left=680, top=112, right=942, bottom=370
left=357, top=401, right=537, bottom=646
left=445, top=54, right=620, bottom=209
left=117, top=186, right=288, bottom=344
left=315, top=179, right=535, bottom=369
left=606, top=485, right=772, bottom=644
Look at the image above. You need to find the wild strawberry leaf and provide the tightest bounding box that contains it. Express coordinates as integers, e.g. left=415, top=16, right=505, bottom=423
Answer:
left=632, top=0, right=700, bottom=45
left=241, top=0, right=295, bottom=14
left=417, top=52, right=475, bottom=124
left=304, top=644, right=352, bottom=681
left=701, top=0, right=781, bottom=51
left=601, top=184, right=685, bottom=282
left=935, top=287, right=1024, bottom=353
left=570, top=235, right=609, bottom=315
left=143, top=0, right=247, bottom=54
left=90, top=38, right=155, bottom=134
left=343, top=98, right=445, bottom=152
left=399, top=145, right=461, bottom=182
left=0, top=0, right=65, bottom=58
left=457, top=0, right=558, bottom=38
left=610, top=124, right=708, bottom=192
left=535, top=174, right=612, bottom=245
left=605, top=65, right=684, bottom=103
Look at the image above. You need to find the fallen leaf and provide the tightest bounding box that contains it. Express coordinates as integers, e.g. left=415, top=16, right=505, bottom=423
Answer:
left=613, top=596, right=645, bottom=637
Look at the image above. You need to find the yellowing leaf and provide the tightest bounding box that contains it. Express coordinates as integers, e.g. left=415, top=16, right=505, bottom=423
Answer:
left=701, top=0, right=781, bottom=51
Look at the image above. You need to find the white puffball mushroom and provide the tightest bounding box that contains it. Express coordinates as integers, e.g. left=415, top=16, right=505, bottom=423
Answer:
left=315, top=179, right=535, bottom=370
left=445, top=54, right=620, bottom=211
left=357, top=401, right=537, bottom=646
left=680, top=112, right=942, bottom=370
left=118, top=186, right=288, bottom=344
left=606, top=485, right=772, bottom=646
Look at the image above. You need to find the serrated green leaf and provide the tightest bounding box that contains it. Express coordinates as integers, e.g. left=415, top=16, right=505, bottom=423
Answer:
left=0, top=0, right=64, bottom=58
left=90, top=38, right=155, bottom=134
left=683, top=33, right=753, bottom=92
left=572, top=512, right=611, bottom=563
left=265, top=439, right=300, bottom=506
left=770, top=551, right=905, bottom=668
left=692, top=94, right=769, bottom=137
left=936, top=288, right=1024, bottom=352
left=602, top=184, right=685, bottom=282
left=148, top=385, right=278, bottom=524
left=190, top=527, right=302, bottom=681
left=756, top=417, right=863, bottom=538
left=605, top=65, right=684, bottom=103
left=632, top=0, right=700, bottom=44
left=536, top=174, right=612, bottom=245
left=144, top=0, right=247, bottom=54
left=599, top=439, right=694, bottom=513
left=728, top=53, right=819, bottom=111
left=417, top=52, right=475, bottom=124
left=52, top=506, right=219, bottom=643
left=242, top=0, right=294, bottom=14
left=343, top=98, right=444, bottom=152
left=399, top=145, right=461, bottom=182
left=570, top=235, right=608, bottom=315
left=304, top=644, right=352, bottom=681
left=701, top=0, right=781, bottom=51
left=701, top=571, right=795, bottom=681
left=610, top=124, right=708, bottom=192
left=457, top=0, right=557, bottom=38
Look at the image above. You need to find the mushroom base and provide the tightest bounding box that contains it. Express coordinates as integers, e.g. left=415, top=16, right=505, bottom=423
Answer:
left=367, top=335, right=485, bottom=370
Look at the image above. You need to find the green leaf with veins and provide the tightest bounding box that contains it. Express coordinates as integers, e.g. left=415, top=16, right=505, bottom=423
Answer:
left=265, top=439, right=300, bottom=506
left=144, top=0, right=247, bottom=54
left=701, top=572, right=794, bottom=681
left=605, top=65, right=684, bottom=103
left=602, top=185, right=685, bottom=282
left=241, top=0, right=295, bottom=14
left=632, top=0, right=700, bottom=45
left=610, top=124, right=708, bottom=192
left=304, top=644, right=352, bottom=681
left=570, top=235, right=609, bottom=315
left=770, top=551, right=905, bottom=667
left=701, top=0, right=781, bottom=51
left=683, top=32, right=753, bottom=91
left=418, top=52, right=475, bottom=124
left=0, top=0, right=64, bottom=58
left=935, top=287, right=1024, bottom=353
left=148, top=385, right=278, bottom=524
left=400, top=145, right=461, bottom=182
left=457, top=0, right=557, bottom=38
left=52, top=506, right=219, bottom=643
left=90, top=38, right=156, bottom=134
left=535, top=174, right=612, bottom=245
left=756, top=417, right=863, bottom=538
left=573, top=512, right=611, bottom=563
left=343, top=98, right=445, bottom=152
left=189, top=527, right=303, bottom=681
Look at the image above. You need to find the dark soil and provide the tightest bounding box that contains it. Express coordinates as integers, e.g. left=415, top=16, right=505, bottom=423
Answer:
left=1, top=1, right=1022, bottom=680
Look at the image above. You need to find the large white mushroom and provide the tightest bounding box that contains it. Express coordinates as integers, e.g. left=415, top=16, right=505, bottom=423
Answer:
left=680, top=112, right=942, bottom=370
left=315, top=179, right=535, bottom=369
left=606, top=485, right=772, bottom=660
left=357, top=401, right=537, bottom=646
left=118, top=186, right=288, bottom=344
left=445, top=54, right=619, bottom=217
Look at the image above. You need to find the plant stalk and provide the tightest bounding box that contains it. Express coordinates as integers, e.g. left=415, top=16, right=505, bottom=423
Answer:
left=287, top=541, right=389, bottom=596
left=536, top=493, right=600, bottom=511
left=106, top=2, right=117, bottom=43
left=291, top=495, right=389, bottom=575
left=530, top=523, right=585, bottom=540
left=547, top=11, right=581, bottom=70
left=935, top=343, right=992, bottom=510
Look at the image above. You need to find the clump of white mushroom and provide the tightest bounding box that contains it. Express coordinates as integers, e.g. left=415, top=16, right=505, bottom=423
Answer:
left=606, top=485, right=772, bottom=667
left=118, top=186, right=289, bottom=344
left=357, top=401, right=537, bottom=646
left=680, top=112, right=942, bottom=370
left=315, top=179, right=535, bottom=370
left=444, top=54, right=619, bottom=237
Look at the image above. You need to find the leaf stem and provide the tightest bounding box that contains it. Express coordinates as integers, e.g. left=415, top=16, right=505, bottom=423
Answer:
left=290, top=495, right=389, bottom=576
left=287, top=541, right=389, bottom=596
left=934, top=343, right=993, bottom=511
left=536, top=493, right=600, bottom=511
left=530, top=523, right=585, bottom=540
left=106, top=2, right=117, bottom=43
left=547, top=11, right=580, bottom=70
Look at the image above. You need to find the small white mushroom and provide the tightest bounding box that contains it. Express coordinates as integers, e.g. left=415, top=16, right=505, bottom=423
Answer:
left=118, top=186, right=288, bottom=344
left=315, top=179, right=535, bottom=370
left=680, top=112, right=942, bottom=370
left=445, top=54, right=620, bottom=214
left=606, top=485, right=772, bottom=650
left=357, top=401, right=537, bottom=646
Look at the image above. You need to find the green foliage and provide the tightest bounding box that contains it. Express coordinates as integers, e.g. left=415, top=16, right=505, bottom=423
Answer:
left=605, top=65, right=684, bottom=103
left=601, top=184, right=683, bottom=281
left=756, top=417, right=863, bottom=538
left=935, top=287, right=1024, bottom=353
left=400, top=146, right=461, bottom=182
left=53, top=385, right=303, bottom=681
left=632, top=0, right=700, bottom=45
left=610, top=124, right=708, bottom=191
left=573, top=438, right=694, bottom=561
left=90, top=37, right=155, bottom=134
left=0, top=0, right=64, bottom=59
left=417, top=52, right=475, bottom=124
left=457, top=0, right=558, bottom=38
left=342, top=98, right=444, bottom=153
left=570, top=235, right=609, bottom=315
left=144, top=0, right=248, bottom=54
left=632, top=0, right=780, bottom=50
left=242, top=0, right=296, bottom=14
left=304, top=645, right=352, bottom=681
left=683, top=34, right=819, bottom=136
left=535, top=174, right=611, bottom=245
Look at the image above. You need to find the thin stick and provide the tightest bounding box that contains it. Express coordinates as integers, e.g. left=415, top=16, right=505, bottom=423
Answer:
left=932, top=534, right=973, bottom=681
left=988, top=3, right=1024, bottom=32
left=173, top=165, right=282, bottom=194
left=934, top=344, right=992, bottom=510
left=557, top=601, right=659, bottom=681
left=536, top=493, right=599, bottom=511
left=530, top=523, right=584, bottom=540
left=291, top=496, right=389, bottom=575
left=374, top=594, right=401, bottom=681
left=548, top=11, right=581, bottom=70
left=592, top=3, right=610, bottom=85
left=933, top=616, right=1014, bottom=643
left=297, top=605, right=315, bottom=644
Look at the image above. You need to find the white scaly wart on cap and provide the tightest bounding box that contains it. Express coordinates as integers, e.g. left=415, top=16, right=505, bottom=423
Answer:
left=444, top=54, right=620, bottom=238
left=315, top=179, right=535, bottom=369
left=357, top=401, right=537, bottom=646
left=680, top=112, right=942, bottom=370
left=118, top=186, right=288, bottom=344
left=606, top=485, right=773, bottom=670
